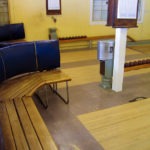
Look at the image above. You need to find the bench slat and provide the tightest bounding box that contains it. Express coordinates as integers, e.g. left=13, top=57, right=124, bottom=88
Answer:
left=0, top=73, right=43, bottom=99
left=23, top=96, right=58, bottom=150
left=0, top=101, right=16, bottom=150
left=5, top=100, right=29, bottom=150
left=39, top=70, right=71, bottom=84
left=20, top=70, right=71, bottom=97
left=14, top=98, right=43, bottom=150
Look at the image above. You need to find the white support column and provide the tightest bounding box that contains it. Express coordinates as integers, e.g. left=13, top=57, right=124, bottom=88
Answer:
left=112, top=28, right=128, bottom=92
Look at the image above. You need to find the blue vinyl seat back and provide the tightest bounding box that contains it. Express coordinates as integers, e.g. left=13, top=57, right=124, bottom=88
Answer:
left=0, top=42, right=10, bottom=48
left=35, top=40, right=60, bottom=71
left=0, top=55, right=5, bottom=82
left=0, top=42, right=37, bottom=79
left=0, top=23, right=25, bottom=42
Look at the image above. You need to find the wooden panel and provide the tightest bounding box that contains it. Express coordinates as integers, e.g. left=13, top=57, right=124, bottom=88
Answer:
left=23, top=97, right=58, bottom=150
left=14, top=98, right=42, bottom=150
left=0, top=101, right=16, bottom=150
left=78, top=98, right=150, bottom=150
left=5, top=100, right=29, bottom=150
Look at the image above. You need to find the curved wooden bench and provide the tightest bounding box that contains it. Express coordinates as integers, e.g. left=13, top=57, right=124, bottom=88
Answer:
left=0, top=40, right=71, bottom=149
left=0, top=69, right=71, bottom=150
left=0, top=69, right=71, bottom=106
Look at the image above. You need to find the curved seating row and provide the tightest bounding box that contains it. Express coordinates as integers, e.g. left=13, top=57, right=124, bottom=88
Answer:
left=0, top=40, right=60, bottom=82
left=0, top=40, right=72, bottom=149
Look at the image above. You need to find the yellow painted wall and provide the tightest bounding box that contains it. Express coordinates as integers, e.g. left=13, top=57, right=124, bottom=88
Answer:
left=8, top=0, right=150, bottom=41
left=128, top=0, right=150, bottom=40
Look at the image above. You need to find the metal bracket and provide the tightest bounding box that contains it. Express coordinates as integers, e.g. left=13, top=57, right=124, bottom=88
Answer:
left=49, top=81, right=70, bottom=104
left=34, top=85, right=49, bottom=109
left=34, top=81, right=70, bottom=109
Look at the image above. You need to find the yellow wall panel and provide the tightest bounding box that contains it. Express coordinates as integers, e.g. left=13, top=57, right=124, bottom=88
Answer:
left=8, top=0, right=150, bottom=41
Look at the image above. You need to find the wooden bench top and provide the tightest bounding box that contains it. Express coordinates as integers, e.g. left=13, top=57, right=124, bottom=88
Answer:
left=0, top=97, right=58, bottom=150
left=124, top=64, right=150, bottom=72
left=59, top=35, right=135, bottom=43
left=0, top=69, right=72, bottom=149
left=0, top=69, right=71, bottom=100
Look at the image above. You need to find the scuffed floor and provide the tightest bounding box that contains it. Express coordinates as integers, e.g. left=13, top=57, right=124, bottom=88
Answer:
left=33, top=46, right=150, bottom=150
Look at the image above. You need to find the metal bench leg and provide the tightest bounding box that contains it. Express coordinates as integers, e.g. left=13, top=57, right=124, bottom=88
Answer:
left=49, top=81, right=70, bottom=104
left=34, top=85, right=48, bottom=109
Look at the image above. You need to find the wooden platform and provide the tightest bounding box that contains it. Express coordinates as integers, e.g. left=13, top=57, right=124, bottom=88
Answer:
left=78, top=98, right=150, bottom=150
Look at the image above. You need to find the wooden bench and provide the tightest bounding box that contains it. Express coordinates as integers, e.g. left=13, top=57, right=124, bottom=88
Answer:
left=124, top=64, right=150, bottom=72
left=59, top=35, right=135, bottom=49
left=0, top=69, right=71, bottom=149
left=0, top=40, right=72, bottom=149
left=0, top=69, right=72, bottom=107
left=0, top=97, right=57, bottom=150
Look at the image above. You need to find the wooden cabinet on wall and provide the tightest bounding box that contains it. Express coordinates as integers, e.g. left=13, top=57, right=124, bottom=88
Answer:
left=107, top=0, right=139, bottom=28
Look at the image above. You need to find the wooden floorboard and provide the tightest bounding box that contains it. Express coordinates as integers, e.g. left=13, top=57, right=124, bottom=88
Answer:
left=78, top=98, right=150, bottom=150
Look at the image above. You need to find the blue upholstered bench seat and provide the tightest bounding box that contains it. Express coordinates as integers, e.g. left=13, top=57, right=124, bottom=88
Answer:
left=0, top=42, right=14, bottom=48
left=0, top=40, right=60, bottom=82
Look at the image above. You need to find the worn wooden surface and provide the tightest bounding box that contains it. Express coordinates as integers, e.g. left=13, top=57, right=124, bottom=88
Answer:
left=0, top=97, right=58, bottom=150
left=0, top=69, right=71, bottom=100
left=23, top=96, right=58, bottom=150
left=0, top=101, right=16, bottom=150
left=0, top=69, right=71, bottom=150
left=78, top=98, right=150, bottom=150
